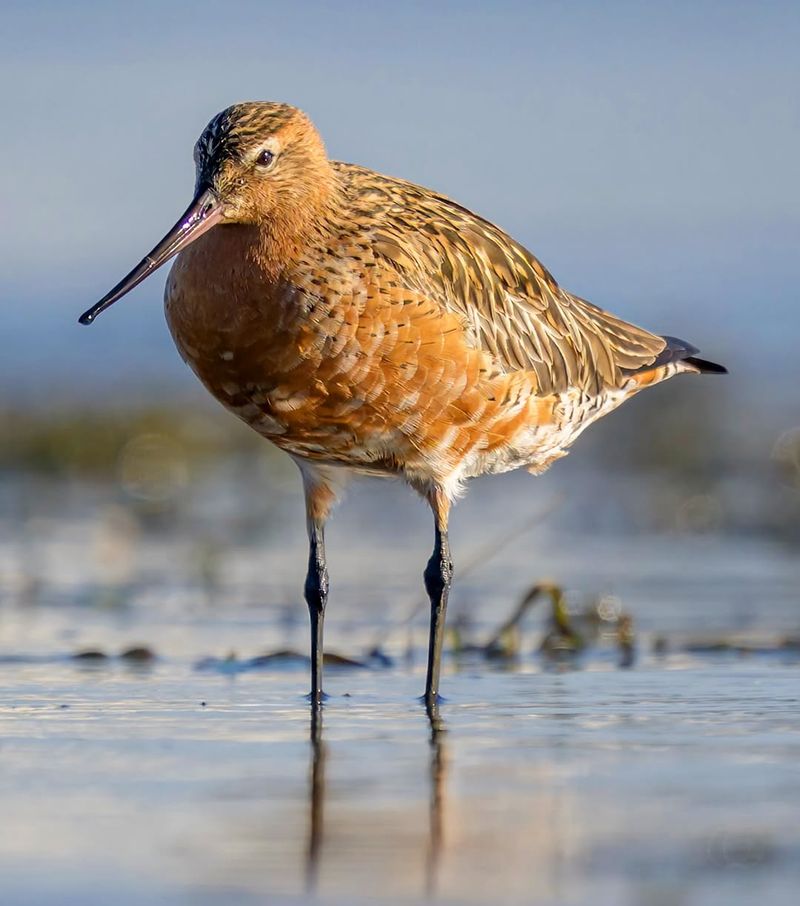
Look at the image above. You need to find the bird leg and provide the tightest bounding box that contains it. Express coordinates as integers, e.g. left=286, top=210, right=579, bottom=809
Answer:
left=423, top=489, right=453, bottom=708
left=299, top=466, right=339, bottom=704
left=305, top=517, right=328, bottom=703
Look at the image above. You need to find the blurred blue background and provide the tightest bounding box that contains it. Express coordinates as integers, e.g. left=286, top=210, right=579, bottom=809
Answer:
left=2, top=0, right=798, bottom=403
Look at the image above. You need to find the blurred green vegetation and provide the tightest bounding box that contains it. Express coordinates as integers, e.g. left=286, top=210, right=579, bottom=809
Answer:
left=0, top=405, right=266, bottom=477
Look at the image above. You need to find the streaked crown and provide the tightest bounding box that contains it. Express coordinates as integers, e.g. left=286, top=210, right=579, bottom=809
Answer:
left=194, top=102, right=315, bottom=183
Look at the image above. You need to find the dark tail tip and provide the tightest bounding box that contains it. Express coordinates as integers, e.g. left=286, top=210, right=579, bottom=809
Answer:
left=653, top=336, right=727, bottom=375
left=683, top=355, right=728, bottom=375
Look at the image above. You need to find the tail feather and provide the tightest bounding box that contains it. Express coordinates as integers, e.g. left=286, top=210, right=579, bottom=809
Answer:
left=682, top=355, right=728, bottom=375
left=625, top=335, right=727, bottom=378
left=651, top=335, right=700, bottom=368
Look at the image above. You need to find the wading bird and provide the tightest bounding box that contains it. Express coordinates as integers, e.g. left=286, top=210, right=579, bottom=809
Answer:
left=80, top=102, right=725, bottom=707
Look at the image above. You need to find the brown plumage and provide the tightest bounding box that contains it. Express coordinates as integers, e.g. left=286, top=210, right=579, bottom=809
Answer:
left=80, top=101, right=726, bottom=709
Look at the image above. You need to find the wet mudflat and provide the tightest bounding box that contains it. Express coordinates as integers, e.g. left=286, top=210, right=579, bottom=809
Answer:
left=2, top=639, right=799, bottom=905
left=1, top=472, right=799, bottom=905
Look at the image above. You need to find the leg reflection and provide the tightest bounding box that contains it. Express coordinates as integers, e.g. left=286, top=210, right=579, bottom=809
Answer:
left=425, top=700, right=448, bottom=898
left=306, top=702, right=327, bottom=894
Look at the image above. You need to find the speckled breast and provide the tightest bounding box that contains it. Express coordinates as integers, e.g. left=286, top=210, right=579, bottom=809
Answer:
left=162, top=229, right=581, bottom=483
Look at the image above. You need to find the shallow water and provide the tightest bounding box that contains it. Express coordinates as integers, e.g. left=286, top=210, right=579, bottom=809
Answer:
left=1, top=472, right=799, bottom=905
left=2, top=658, right=799, bottom=906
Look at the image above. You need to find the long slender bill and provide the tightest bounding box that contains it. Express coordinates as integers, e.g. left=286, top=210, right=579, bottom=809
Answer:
left=78, top=187, right=222, bottom=325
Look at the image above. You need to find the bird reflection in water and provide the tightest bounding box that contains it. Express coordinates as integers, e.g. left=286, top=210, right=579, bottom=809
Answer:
left=305, top=702, right=326, bottom=894
left=425, top=700, right=448, bottom=898
left=303, top=700, right=449, bottom=899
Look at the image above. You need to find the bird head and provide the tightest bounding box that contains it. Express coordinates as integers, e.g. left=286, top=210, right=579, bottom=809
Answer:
left=194, top=102, right=332, bottom=225
left=79, top=102, right=331, bottom=325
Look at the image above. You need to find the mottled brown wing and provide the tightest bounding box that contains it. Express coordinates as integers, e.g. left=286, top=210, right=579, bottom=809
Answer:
left=336, top=163, right=665, bottom=396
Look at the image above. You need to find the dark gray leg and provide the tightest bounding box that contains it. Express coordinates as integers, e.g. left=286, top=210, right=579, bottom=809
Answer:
left=424, top=490, right=453, bottom=707
left=305, top=519, right=328, bottom=703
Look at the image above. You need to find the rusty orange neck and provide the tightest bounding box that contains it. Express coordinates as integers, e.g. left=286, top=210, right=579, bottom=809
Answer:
left=248, top=159, right=343, bottom=281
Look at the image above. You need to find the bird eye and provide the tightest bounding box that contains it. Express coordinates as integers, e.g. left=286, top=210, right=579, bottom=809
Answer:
left=256, top=149, right=275, bottom=168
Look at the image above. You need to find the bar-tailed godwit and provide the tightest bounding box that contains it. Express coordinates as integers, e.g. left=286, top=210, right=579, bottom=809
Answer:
left=80, top=102, right=726, bottom=706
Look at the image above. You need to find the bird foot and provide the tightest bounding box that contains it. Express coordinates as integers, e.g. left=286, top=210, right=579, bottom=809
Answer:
left=305, top=691, right=330, bottom=703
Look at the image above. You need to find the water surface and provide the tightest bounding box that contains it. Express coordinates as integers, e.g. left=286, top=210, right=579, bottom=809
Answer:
left=1, top=474, right=799, bottom=905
